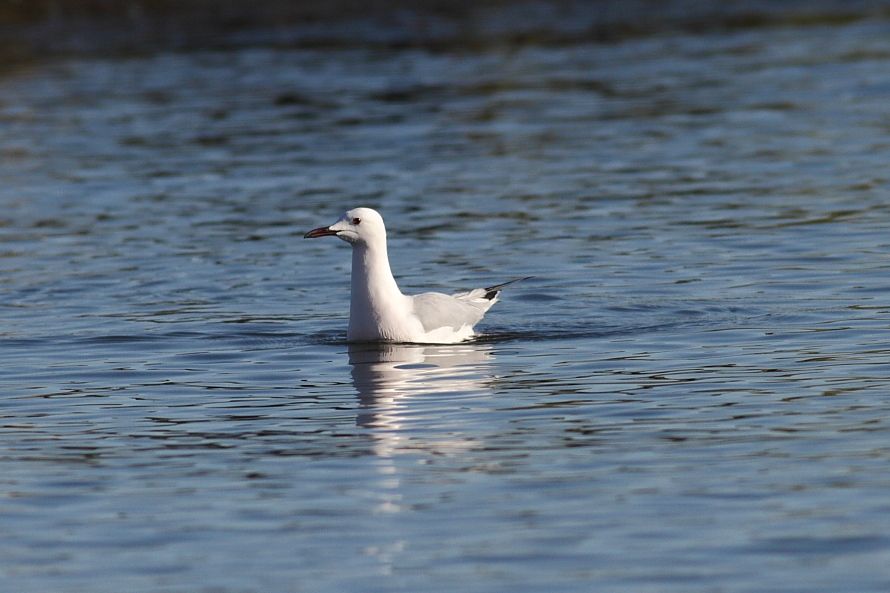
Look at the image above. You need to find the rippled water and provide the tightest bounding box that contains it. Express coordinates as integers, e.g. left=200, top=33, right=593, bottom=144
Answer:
left=3, top=15, right=890, bottom=593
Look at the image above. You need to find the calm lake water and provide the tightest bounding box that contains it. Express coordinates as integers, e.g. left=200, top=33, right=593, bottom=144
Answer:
left=3, top=13, right=890, bottom=593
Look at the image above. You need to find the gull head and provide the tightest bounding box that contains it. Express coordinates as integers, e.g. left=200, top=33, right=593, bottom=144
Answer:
left=304, top=207, right=386, bottom=247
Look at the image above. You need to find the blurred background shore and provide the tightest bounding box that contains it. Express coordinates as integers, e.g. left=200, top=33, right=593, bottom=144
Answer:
left=3, top=0, right=890, bottom=61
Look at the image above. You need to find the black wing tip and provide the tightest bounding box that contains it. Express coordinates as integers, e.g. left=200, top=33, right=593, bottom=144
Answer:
left=482, top=276, right=534, bottom=300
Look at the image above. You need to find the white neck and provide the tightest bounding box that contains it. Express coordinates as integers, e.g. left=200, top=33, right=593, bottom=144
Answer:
left=350, top=240, right=403, bottom=321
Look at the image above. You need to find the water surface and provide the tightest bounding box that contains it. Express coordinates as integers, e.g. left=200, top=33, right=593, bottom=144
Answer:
left=2, top=15, right=890, bottom=593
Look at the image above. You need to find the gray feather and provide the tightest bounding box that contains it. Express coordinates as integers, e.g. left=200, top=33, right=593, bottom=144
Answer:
left=411, top=291, right=492, bottom=332
left=410, top=277, right=530, bottom=333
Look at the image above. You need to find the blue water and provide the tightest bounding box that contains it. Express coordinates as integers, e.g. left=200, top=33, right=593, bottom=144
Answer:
left=3, top=15, right=890, bottom=593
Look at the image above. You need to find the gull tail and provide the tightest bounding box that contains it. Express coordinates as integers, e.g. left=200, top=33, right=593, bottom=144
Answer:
left=482, top=276, right=534, bottom=301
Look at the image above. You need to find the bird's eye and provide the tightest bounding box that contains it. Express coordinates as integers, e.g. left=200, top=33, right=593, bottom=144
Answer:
left=352, top=217, right=361, bottom=225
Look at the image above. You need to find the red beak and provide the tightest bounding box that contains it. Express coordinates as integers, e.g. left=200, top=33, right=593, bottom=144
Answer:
left=304, top=226, right=339, bottom=239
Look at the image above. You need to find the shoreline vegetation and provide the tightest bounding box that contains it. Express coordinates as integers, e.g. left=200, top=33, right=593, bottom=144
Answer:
left=1, top=0, right=888, bottom=62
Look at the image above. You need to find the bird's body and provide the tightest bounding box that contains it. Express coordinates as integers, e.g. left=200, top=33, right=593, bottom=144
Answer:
left=305, top=207, right=521, bottom=344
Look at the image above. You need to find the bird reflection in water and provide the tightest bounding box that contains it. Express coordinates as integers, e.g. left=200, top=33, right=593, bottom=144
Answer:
left=349, top=341, right=494, bottom=433
left=347, top=342, right=494, bottom=527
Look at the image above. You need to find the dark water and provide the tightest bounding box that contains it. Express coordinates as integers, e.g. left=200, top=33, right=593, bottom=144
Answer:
left=3, top=14, right=890, bottom=593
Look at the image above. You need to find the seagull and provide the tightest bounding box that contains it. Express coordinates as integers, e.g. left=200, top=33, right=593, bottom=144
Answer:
left=304, top=207, right=527, bottom=344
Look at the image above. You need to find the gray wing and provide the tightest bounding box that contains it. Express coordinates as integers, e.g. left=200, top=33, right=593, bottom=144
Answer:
left=411, top=291, right=492, bottom=332
left=410, top=278, right=530, bottom=333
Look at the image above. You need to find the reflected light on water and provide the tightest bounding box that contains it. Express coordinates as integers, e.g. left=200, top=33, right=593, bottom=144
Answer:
left=349, top=342, right=494, bottom=515
left=350, top=341, right=494, bottom=443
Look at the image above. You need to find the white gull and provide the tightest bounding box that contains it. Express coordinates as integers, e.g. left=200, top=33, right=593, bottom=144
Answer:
left=304, top=207, right=526, bottom=344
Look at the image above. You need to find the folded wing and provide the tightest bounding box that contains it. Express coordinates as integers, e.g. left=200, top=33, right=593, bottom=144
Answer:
left=410, top=277, right=532, bottom=334
left=411, top=291, right=494, bottom=332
